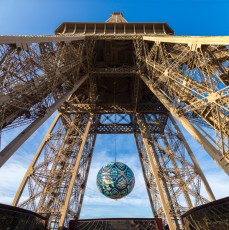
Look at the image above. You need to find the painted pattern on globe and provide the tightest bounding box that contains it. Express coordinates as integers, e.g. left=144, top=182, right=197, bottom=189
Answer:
left=97, top=162, right=135, bottom=199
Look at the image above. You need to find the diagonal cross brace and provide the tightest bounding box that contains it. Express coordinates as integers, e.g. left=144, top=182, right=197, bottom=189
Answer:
left=0, top=74, right=89, bottom=167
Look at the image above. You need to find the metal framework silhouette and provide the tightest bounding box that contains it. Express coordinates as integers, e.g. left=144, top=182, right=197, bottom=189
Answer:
left=0, top=12, right=229, bottom=230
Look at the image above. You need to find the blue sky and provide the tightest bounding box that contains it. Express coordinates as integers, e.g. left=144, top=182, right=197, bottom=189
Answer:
left=0, top=0, right=229, bottom=220
left=0, top=0, right=229, bottom=36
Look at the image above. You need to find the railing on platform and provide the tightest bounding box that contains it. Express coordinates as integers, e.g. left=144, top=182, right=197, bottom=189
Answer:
left=69, top=218, right=163, bottom=230
left=0, top=203, right=47, bottom=230
left=182, top=196, right=229, bottom=230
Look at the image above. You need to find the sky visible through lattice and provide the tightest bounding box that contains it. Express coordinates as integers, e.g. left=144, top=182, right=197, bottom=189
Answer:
left=0, top=0, right=229, bottom=219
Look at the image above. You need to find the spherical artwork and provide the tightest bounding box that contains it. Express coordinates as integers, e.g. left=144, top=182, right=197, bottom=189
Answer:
left=96, top=162, right=135, bottom=199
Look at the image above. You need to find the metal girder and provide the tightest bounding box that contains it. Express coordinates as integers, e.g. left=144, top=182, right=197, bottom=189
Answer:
left=73, top=134, right=96, bottom=220
left=91, top=67, right=137, bottom=75
left=60, top=103, right=166, bottom=114
left=58, top=113, right=93, bottom=228
left=0, top=35, right=84, bottom=45
left=144, top=40, right=229, bottom=158
left=0, top=39, right=86, bottom=130
left=168, top=114, right=215, bottom=201
left=12, top=113, right=62, bottom=206
left=136, top=113, right=214, bottom=229
left=0, top=75, right=88, bottom=167
left=145, top=54, right=229, bottom=139
left=90, top=113, right=165, bottom=134
left=12, top=112, right=95, bottom=230
left=140, top=76, right=229, bottom=175
left=92, top=114, right=136, bottom=134
left=91, top=123, right=136, bottom=134
left=135, top=132, right=166, bottom=222
left=132, top=37, right=229, bottom=174
left=1, top=22, right=226, bottom=230
left=143, top=35, right=229, bottom=45
left=136, top=113, right=178, bottom=230
left=134, top=133, right=161, bottom=218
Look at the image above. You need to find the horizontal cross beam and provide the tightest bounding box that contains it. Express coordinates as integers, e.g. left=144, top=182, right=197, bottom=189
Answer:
left=143, top=35, right=229, bottom=45
left=60, top=103, right=167, bottom=114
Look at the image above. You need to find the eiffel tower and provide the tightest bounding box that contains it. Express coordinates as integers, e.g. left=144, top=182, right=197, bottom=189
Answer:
left=0, top=12, right=229, bottom=230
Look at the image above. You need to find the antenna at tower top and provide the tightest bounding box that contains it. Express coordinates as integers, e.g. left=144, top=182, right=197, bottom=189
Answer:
left=106, top=12, right=128, bottom=23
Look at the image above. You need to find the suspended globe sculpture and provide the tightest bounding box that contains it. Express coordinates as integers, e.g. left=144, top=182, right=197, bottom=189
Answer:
left=96, top=162, right=135, bottom=199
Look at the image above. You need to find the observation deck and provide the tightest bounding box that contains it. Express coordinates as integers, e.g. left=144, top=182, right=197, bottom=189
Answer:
left=182, top=196, right=229, bottom=229
left=55, top=12, right=174, bottom=35
left=0, top=203, right=47, bottom=230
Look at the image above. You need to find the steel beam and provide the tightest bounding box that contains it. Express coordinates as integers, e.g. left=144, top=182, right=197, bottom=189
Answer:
left=168, top=114, right=216, bottom=201
left=143, top=35, right=229, bottom=45
left=134, top=134, right=157, bottom=217
left=0, top=75, right=88, bottom=167
left=58, top=113, right=93, bottom=228
left=0, top=35, right=84, bottom=45
left=75, top=135, right=96, bottom=219
left=140, top=75, right=229, bottom=175
left=12, top=113, right=61, bottom=206
left=136, top=114, right=177, bottom=230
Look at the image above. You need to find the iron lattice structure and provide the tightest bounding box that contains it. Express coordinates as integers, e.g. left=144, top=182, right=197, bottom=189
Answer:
left=0, top=12, right=229, bottom=230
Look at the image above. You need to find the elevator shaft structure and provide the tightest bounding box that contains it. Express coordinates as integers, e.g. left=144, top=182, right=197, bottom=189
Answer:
left=0, top=12, right=229, bottom=230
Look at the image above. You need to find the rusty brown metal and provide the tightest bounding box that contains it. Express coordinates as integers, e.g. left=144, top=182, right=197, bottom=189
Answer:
left=0, top=12, right=228, bottom=230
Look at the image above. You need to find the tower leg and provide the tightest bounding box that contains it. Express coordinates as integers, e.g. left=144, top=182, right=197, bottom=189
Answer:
left=168, top=114, right=215, bottom=201
left=58, top=113, right=93, bottom=228
left=12, top=112, right=95, bottom=230
left=134, top=38, right=229, bottom=174
left=136, top=112, right=215, bottom=229
left=0, top=75, right=88, bottom=167
left=141, top=77, right=229, bottom=175
left=136, top=113, right=178, bottom=230
left=12, top=113, right=61, bottom=206
left=134, top=133, right=157, bottom=217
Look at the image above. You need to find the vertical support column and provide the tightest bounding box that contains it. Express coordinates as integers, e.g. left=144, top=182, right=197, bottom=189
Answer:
left=140, top=74, right=229, bottom=175
left=12, top=112, right=95, bottom=230
left=161, top=134, right=193, bottom=208
left=58, top=113, right=93, bottom=228
left=152, top=114, right=193, bottom=209
left=136, top=112, right=215, bottom=229
left=74, top=135, right=96, bottom=219
left=134, top=134, right=157, bottom=217
left=168, top=114, right=215, bottom=201
left=12, top=113, right=61, bottom=206
left=0, top=75, right=89, bottom=167
left=136, top=114, right=177, bottom=230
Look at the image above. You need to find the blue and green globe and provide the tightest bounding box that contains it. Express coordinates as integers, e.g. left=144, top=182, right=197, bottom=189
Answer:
left=96, top=162, right=135, bottom=199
